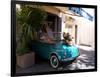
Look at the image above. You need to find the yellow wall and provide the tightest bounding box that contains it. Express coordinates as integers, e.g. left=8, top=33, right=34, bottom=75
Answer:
left=62, top=15, right=76, bottom=43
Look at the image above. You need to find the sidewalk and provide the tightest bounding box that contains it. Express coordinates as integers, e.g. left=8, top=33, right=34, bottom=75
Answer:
left=76, top=45, right=94, bottom=51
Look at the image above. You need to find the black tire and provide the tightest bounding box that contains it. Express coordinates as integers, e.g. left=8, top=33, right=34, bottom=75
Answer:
left=50, top=54, right=60, bottom=69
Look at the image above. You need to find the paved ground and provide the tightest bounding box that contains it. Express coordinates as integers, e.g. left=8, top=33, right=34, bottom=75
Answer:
left=16, top=46, right=95, bottom=75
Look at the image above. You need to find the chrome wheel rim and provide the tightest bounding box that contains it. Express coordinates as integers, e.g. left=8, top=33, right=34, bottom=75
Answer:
left=50, top=55, right=59, bottom=68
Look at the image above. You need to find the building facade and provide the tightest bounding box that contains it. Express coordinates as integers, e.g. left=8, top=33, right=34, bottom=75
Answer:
left=42, top=6, right=95, bottom=48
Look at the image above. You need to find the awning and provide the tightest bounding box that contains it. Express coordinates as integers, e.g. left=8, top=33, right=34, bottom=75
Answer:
left=68, top=7, right=93, bottom=21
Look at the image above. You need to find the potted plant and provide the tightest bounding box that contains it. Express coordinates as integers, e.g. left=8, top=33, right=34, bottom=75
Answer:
left=16, top=5, right=47, bottom=68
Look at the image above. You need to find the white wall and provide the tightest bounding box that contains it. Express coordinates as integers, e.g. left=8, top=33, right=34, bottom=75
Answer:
left=60, top=12, right=66, bottom=39
left=75, top=17, right=95, bottom=48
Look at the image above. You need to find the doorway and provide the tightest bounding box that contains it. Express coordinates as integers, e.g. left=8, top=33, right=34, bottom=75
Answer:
left=46, top=12, right=62, bottom=40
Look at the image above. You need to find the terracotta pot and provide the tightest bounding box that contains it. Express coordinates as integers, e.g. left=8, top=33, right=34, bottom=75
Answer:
left=17, top=52, right=35, bottom=68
